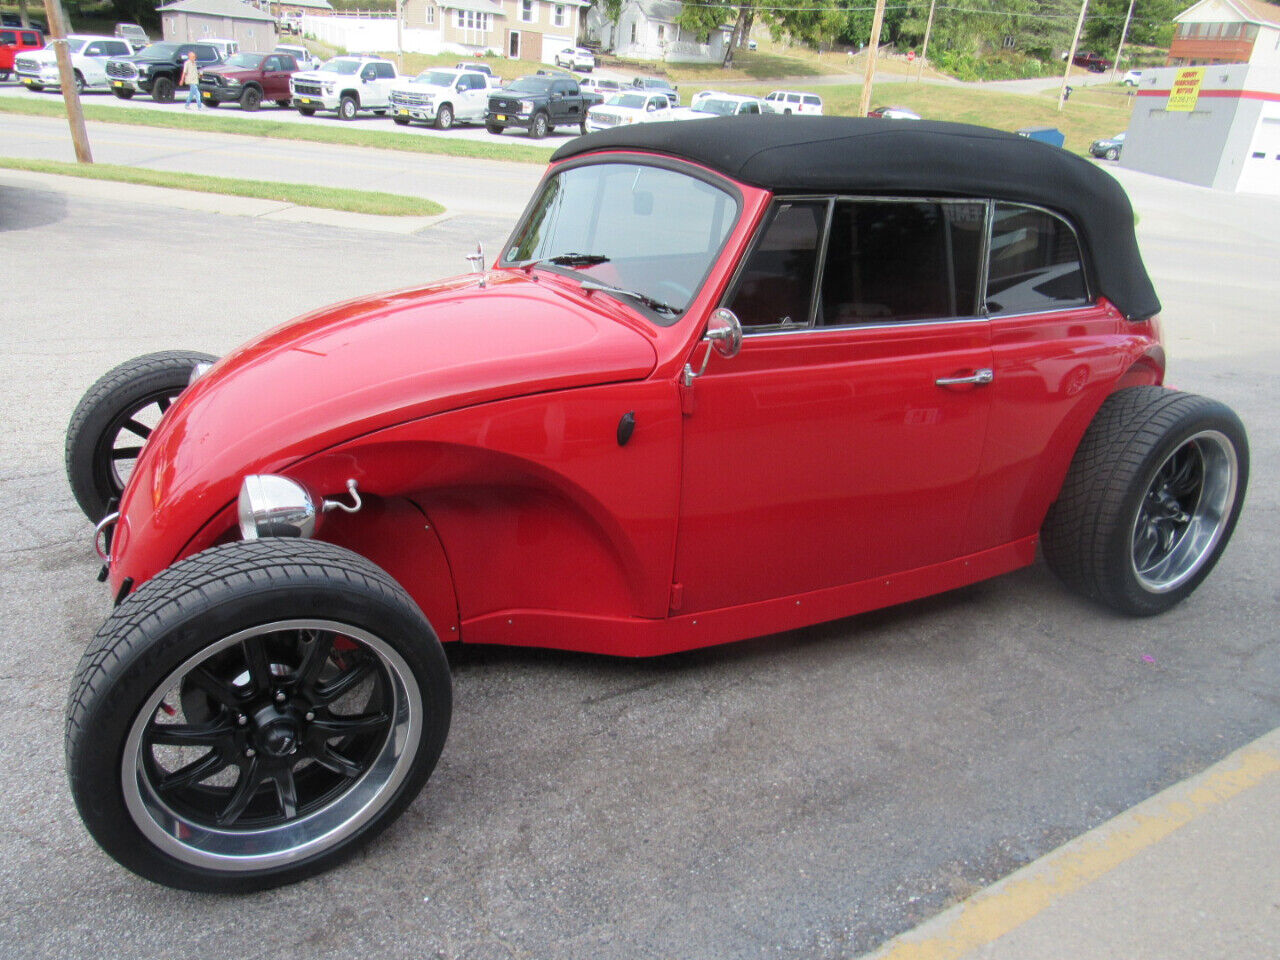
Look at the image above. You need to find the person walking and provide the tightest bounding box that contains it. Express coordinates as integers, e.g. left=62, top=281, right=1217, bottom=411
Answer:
left=182, top=51, right=202, bottom=110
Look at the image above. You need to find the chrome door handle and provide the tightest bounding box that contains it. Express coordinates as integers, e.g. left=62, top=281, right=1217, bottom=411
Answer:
left=935, top=368, right=994, bottom=387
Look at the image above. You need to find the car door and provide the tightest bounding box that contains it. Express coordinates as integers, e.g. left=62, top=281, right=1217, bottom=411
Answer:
left=262, top=54, right=292, bottom=99
left=673, top=196, right=994, bottom=614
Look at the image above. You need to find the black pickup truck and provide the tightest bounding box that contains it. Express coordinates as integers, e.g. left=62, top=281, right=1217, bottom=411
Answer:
left=105, top=41, right=221, bottom=102
left=486, top=73, right=602, bottom=138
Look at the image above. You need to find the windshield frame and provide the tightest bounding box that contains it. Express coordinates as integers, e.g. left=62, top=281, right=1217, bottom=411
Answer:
left=223, top=52, right=265, bottom=69
left=499, top=155, right=744, bottom=326
left=320, top=58, right=362, bottom=75
left=411, top=69, right=456, bottom=87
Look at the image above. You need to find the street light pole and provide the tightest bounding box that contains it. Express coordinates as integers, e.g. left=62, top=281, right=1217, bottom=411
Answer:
left=917, top=0, right=936, bottom=83
left=41, top=0, right=92, bottom=163
left=1112, top=0, right=1137, bottom=83
left=1058, top=0, right=1090, bottom=112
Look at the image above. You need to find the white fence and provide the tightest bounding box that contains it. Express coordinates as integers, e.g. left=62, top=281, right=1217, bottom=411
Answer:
left=301, top=14, right=447, bottom=56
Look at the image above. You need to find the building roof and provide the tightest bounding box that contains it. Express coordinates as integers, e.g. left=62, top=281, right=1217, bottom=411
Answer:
left=282, top=0, right=333, bottom=9
left=437, top=0, right=506, bottom=15
left=1175, top=0, right=1280, bottom=27
left=158, top=0, right=277, bottom=22
left=552, top=116, right=1161, bottom=320
left=632, top=0, right=684, bottom=23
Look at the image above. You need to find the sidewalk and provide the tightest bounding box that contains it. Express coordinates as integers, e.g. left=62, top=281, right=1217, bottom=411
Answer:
left=861, top=728, right=1280, bottom=960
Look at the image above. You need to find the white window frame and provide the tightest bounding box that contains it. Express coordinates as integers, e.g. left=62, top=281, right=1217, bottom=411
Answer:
left=520, top=0, right=535, bottom=23
left=426, top=5, right=435, bottom=24
left=553, top=4, right=565, bottom=28
left=455, top=10, right=491, bottom=32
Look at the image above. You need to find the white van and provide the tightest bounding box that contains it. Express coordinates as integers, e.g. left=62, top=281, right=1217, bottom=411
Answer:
left=205, top=38, right=239, bottom=59
left=764, top=90, right=824, bottom=116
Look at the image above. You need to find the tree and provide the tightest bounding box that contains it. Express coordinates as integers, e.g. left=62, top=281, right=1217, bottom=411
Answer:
left=1084, top=0, right=1182, bottom=51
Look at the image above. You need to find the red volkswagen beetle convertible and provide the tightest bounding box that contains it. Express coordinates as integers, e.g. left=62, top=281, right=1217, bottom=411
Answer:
left=64, top=118, right=1248, bottom=891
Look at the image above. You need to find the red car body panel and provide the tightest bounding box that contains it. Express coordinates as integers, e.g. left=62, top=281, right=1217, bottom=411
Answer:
left=0, top=28, right=43, bottom=72
left=105, top=155, right=1164, bottom=658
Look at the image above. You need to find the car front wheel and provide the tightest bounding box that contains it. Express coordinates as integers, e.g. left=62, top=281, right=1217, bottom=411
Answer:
left=434, top=103, right=453, bottom=130
left=485, top=120, right=504, bottom=134
left=297, top=106, right=315, bottom=116
left=1105, top=147, right=1119, bottom=161
left=338, top=94, right=357, bottom=120
left=240, top=86, right=262, bottom=111
left=1041, top=387, right=1248, bottom=615
left=113, top=88, right=132, bottom=99
left=152, top=76, right=175, bottom=102
left=529, top=111, right=548, bottom=139
left=66, top=539, right=452, bottom=892
left=64, top=350, right=218, bottom=521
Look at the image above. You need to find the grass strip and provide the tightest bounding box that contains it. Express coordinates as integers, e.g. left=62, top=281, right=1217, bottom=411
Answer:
left=0, top=97, right=552, bottom=164
left=0, top=156, right=445, bottom=216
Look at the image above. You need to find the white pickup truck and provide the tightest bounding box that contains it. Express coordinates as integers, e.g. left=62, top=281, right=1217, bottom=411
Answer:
left=15, top=34, right=133, bottom=93
left=388, top=67, right=491, bottom=130
left=290, top=56, right=398, bottom=120
left=672, top=92, right=772, bottom=120
left=583, top=90, right=674, bottom=133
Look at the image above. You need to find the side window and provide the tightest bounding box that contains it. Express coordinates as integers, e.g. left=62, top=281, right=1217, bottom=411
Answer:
left=727, top=200, right=828, bottom=329
left=804, top=96, right=822, bottom=107
left=262, top=56, right=278, bottom=70
left=985, top=203, right=1089, bottom=315
left=25, top=31, right=41, bottom=45
left=1, top=31, right=17, bottom=44
left=376, top=62, right=395, bottom=79
left=197, top=45, right=218, bottom=62
left=85, top=42, right=103, bottom=55
left=819, top=200, right=985, bottom=325
left=743, top=102, right=758, bottom=114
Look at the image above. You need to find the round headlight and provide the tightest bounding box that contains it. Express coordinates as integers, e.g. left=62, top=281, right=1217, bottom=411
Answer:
left=238, top=475, right=316, bottom=540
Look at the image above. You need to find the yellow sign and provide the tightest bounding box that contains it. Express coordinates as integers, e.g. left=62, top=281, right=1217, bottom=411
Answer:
left=1168, top=68, right=1205, bottom=112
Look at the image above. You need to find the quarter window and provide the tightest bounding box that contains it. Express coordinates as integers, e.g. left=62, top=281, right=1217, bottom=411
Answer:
left=727, top=200, right=827, bottom=329
left=985, top=203, right=1089, bottom=315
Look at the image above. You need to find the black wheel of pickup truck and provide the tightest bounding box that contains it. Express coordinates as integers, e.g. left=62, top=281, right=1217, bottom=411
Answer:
left=240, top=85, right=262, bottom=111
left=485, top=120, right=504, bottom=134
left=113, top=88, right=133, bottom=99
left=152, top=76, right=175, bottom=103
left=530, top=111, right=549, bottom=139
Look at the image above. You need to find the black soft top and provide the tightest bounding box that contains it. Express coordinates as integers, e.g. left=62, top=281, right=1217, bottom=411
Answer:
left=552, top=117, right=1160, bottom=320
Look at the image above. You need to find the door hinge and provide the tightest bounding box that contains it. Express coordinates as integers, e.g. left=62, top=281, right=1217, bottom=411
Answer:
left=679, top=378, right=696, bottom=416
left=669, top=582, right=684, bottom=613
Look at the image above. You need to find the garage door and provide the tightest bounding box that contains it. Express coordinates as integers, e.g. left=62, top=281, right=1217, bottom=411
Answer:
left=1236, top=104, right=1280, bottom=196
left=541, top=33, right=573, bottom=65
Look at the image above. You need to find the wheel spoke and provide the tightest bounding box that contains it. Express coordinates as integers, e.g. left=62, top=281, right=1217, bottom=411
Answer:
left=314, top=656, right=375, bottom=704
left=272, top=767, right=299, bottom=819
left=121, top=417, right=152, bottom=440
left=313, top=744, right=364, bottom=780
left=187, top=666, right=244, bottom=708
left=158, top=751, right=228, bottom=792
left=1166, top=452, right=1201, bottom=497
left=1133, top=521, right=1161, bottom=570
left=241, top=637, right=273, bottom=696
left=111, top=445, right=144, bottom=460
left=312, top=710, right=390, bottom=740
left=147, top=720, right=231, bottom=747
left=157, top=396, right=172, bottom=414
left=296, top=631, right=335, bottom=692
left=217, top=759, right=265, bottom=826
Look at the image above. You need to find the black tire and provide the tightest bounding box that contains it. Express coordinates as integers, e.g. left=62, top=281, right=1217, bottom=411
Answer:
left=529, top=111, right=549, bottom=139
left=1105, top=147, right=1119, bottom=161
left=579, top=119, right=588, bottom=135
left=393, top=116, right=410, bottom=125
left=29, top=82, right=44, bottom=92
left=485, top=120, right=504, bottom=134
left=66, top=538, right=452, bottom=892
left=74, top=70, right=87, bottom=95
left=239, top=85, right=262, bottom=111
left=203, top=98, right=218, bottom=108
left=297, top=106, right=316, bottom=116
left=338, top=94, right=357, bottom=120
left=113, top=88, right=132, bottom=99
left=64, top=350, right=217, bottom=521
left=1042, top=387, right=1248, bottom=616
left=152, top=76, right=175, bottom=103
left=0, top=70, right=10, bottom=81
left=373, top=109, right=386, bottom=116
left=434, top=103, right=453, bottom=130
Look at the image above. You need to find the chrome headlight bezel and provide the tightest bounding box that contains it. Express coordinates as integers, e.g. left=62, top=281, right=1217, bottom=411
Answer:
left=237, top=475, right=317, bottom=540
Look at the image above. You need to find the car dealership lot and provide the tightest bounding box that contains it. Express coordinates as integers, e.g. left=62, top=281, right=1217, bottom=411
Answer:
left=0, top=163, right=1276, bottom=958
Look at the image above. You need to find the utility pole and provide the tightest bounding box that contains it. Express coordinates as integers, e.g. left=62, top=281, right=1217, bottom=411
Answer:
left=42, top=0, right=92, bottom=163
left=1058, top=0, right=1090, bottom=112
left=857, top=0, right=888, bottom=117
left=1112, top=0, right=1137, bottom=83
left=917, top=0, right=936, bottom=83
left=396, top=0, right=404, bottom=73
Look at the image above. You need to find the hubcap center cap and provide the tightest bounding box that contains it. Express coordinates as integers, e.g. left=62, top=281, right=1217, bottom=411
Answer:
left=257, top=718, right=299, bottom=757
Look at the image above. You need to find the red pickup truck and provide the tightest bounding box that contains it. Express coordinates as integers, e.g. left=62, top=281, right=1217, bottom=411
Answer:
left=197, top=50, right=298, bottom=110
left=0, top=26, right=43, bottom=80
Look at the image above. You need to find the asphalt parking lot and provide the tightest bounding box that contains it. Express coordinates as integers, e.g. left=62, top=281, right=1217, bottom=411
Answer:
left=0, top=163, right=1276, bottom=960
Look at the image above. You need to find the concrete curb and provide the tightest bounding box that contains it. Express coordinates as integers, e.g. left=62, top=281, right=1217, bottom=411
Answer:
left=0, top=168, right=450, bottom=234
left=859, top=727, right=1280, bottom=960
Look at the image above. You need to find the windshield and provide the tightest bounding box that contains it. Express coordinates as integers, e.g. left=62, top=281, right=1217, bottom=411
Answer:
left=607, top=93, right=647, bottom=109
left=502, top=162, right=738, bottom=322
left=320, top=58, right=361, bottom=75
left=695, top=98, right=740, bottom=116
left=507, top=76, right=551, bottom=94
left=63, top=38, right=88, bottom=54
left=138, top=43, right=180, bottom=58
left=224, top=53, right=264, bottom=69
left=412, top=70, right=455, bottom=87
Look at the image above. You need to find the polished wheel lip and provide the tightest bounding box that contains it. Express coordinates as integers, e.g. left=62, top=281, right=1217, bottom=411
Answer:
left=121, top=618, right=422, bottom=873
left=1129, top=429, right=1238, bottom=594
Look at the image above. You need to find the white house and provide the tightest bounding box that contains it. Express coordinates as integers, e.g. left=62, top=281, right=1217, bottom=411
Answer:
left=160, top=0, right=279, bottom=52
left=589, top=0, right=731, bottom=64
left=1169, top=0, right=1280, bottom=68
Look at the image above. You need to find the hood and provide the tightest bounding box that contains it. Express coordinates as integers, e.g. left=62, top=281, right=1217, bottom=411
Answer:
left=202, top=63, right=256, bottom=79
left=124, top=271, right=659, bottom=524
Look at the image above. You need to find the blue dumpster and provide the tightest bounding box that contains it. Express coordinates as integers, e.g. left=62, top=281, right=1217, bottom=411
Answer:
left=1017, top=127, right=1066, bottom=148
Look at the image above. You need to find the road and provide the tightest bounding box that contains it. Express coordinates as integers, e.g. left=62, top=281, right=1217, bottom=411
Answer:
left=0, top=151, right=1275, bottom=959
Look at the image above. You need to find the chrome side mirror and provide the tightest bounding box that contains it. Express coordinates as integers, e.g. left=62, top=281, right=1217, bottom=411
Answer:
left=683, top=308, right=742, bottom=385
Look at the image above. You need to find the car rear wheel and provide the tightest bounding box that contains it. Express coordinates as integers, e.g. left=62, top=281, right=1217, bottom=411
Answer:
left=152, top=76, right=175, bottom=103
left=434, top=103, right=453, bottom=130
left=297, top=106, right=315, bottom=116
left=66, top=539, right=452, bottom=892
left=65, top=350, right=218, bottom=521
left=338, top=94, right=357, bottom=120
left=240, top=85, right=262, bottom=111
left=74, top=70, right=87, bottom=94
left=1041, top=387, right=1248, bottom=616
left=530, top=112, right=548, bottom=139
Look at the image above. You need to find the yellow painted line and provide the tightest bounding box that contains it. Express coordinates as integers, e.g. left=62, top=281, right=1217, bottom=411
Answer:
left=864, top=731, right=1280, bottom=960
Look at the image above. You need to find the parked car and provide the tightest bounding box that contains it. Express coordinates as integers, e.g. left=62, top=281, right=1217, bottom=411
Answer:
left=1090, top=131, right=1126, bottom=161
left=63, top=117, right=1249, bottom=893
left=674, top=92, right=770, bottom=119
left=205, top=38, right=239, bottom=60
left=0, top=25, right=43, bottom=81
left=105, top=41, right=222, bottom=102
left=274, top=43, right=319, bottom=71
left=16, top=34, right=132, bottom=93
left=454, top=61, right=500, bottom=86
left=113, top=23, right=148, bottom=52
left=199, top=51, right=298, bottom=111
left=867, top=105, right=922, bottom=120
left=486, top=73, right=598, bottom=138
left=584, top=89, right=675, bottom=131
left=555, top=47, right=595, bottom=72
left=764, top=89, right=823, bottom=115
left=631, top=75, right=678, bottom=105
left=290, top=56, right=398, bottom=120
left=388, top=67, right=492, bottom=129
left=1121, top=69, right=1143, bottom=86
left=1072, top=50, right=1112, bottom=72
left=580, top=76, right=622, bottom=98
